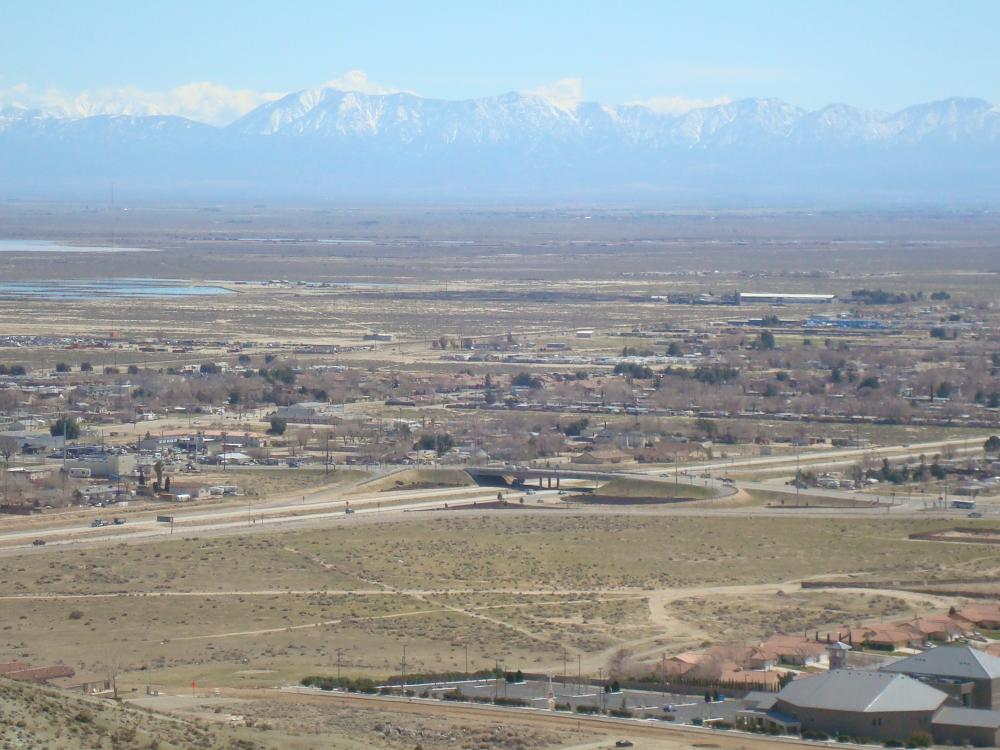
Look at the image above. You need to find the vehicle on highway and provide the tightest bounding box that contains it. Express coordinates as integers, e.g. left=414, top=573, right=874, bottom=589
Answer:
left=525, top=488, right=536, bottom=495
left=344, top=507, right=355, bottom=515
left=969, top=511, right=983, bottom=518
left=113, top=517, right=126, bottom=525
left=32, top=539, right=46, bottom=546
left=91, top=518, right=106, bottom=527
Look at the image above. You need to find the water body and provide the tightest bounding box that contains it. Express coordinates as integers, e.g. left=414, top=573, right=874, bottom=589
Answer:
left=0, top=279, right=233, bottom=299
left=0, top=239, right=157, bottom=253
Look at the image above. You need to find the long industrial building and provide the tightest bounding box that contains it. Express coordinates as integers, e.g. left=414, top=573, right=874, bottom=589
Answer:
left=737, top=291, right=837, bottom=304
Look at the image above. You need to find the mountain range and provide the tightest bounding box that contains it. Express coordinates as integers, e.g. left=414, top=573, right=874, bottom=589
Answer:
left=2, top=88, right=999, bottom=203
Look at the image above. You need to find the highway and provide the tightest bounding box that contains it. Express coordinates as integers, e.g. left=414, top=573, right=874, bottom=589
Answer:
left=0, top=433, right=991, bottom=554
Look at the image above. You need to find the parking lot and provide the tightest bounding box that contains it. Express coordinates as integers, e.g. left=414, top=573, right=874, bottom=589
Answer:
left=407, top=678, right=746, bottom=725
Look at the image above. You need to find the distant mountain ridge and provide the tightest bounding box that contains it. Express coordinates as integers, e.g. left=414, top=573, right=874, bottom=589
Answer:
left=1, top=88, right=998, bottom=202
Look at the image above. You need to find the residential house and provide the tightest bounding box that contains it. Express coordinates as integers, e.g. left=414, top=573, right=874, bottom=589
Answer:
left=959, top=604, right=1000, bottom=630
left=757, top=634, right=829, bottom=667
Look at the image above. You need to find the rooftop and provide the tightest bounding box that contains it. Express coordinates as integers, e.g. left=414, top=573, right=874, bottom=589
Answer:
left=933, top=706, right=1000, bottom=729
left=882, top=645, right=1000, bottom=681
left=777, top=669, right=948, bottom=714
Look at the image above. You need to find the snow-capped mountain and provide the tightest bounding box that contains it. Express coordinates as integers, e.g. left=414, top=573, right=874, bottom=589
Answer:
left=1, top=89, right=998, bottom=202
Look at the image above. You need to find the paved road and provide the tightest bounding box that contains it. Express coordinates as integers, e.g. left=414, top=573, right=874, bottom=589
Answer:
left=2, top=433, right=991, bottom=554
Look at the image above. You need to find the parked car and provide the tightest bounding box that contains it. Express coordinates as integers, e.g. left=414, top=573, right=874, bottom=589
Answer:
left=91, top=519, right=106, bottom=528
left=113, top=517, right=126, bottom=525
left=969, top=512, right=983, bottom=518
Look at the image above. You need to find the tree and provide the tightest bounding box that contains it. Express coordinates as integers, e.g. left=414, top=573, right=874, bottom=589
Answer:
left=0, top=436, right=17, bottom=463
left=858, top=375, right=880, bottom=390
left=511, top=372, right=542, bottom=389
left=80, top=361, right=93, bottom=372
left=984, top=435, right=1000, bottom=454
left=268, top=415, right=288, bottom=435
left=55, top=362, right=70, bottom=373
left=415, top=433, right=454, bottom=455
left=758, top=331, right=776, bottom=350
left=101, top=647, right=123, bottom=700
left=50, top=417, right=80, bottom=440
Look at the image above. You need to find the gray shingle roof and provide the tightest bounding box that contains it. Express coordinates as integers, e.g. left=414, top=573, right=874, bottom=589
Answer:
left=777, top=670, right=948, bottom=713
left=933, top=706, right=1000, bottom=729
left=882, top=645, right=1000, bottom=681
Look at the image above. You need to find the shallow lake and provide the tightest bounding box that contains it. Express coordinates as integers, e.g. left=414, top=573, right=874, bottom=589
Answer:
left=0, top=279, right=233, bottom=299
left=0, top=239, right=157, bottom=253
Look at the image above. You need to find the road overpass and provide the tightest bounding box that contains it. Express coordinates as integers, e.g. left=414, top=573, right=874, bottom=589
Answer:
left=465, top=465, right=622, bottom=488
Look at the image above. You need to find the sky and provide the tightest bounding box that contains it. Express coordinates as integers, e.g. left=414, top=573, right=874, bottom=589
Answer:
left=2, top=0, right=999, bottom=124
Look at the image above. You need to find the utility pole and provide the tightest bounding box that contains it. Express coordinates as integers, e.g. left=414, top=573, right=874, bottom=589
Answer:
left=577, top=653, right=582, bottom=696
left=464, top=644, right=469, bottom=680
left=661, top=652, right=666, bottom=696
left=335, top=648, right=344, bottom=682
left=401, top=644, right=407, bottom=692
left=796, top=448, right=800, bottom=501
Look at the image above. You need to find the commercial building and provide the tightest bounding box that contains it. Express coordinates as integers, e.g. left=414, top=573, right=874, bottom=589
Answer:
left=739, top=667, right=1000, bottom=746
left=881, top=646, right=1000, bottom=710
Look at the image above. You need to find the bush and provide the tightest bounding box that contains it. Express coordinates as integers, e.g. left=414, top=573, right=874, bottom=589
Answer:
left=300, top=675, right=378, bottom=693
left=68, top=610, right=84, bottom=620
left=575, top=704, right=601, bottom=714
left=803, top=729, right=829, bottom=740
left=608, top=708, right=633, bottom=718
left=907, top=731, right=932, bottom=748
left=493, top=696, right=528, bottom=707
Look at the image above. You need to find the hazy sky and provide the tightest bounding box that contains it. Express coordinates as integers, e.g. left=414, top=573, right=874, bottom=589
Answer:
left=3, top=0, right=998, bottom=123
